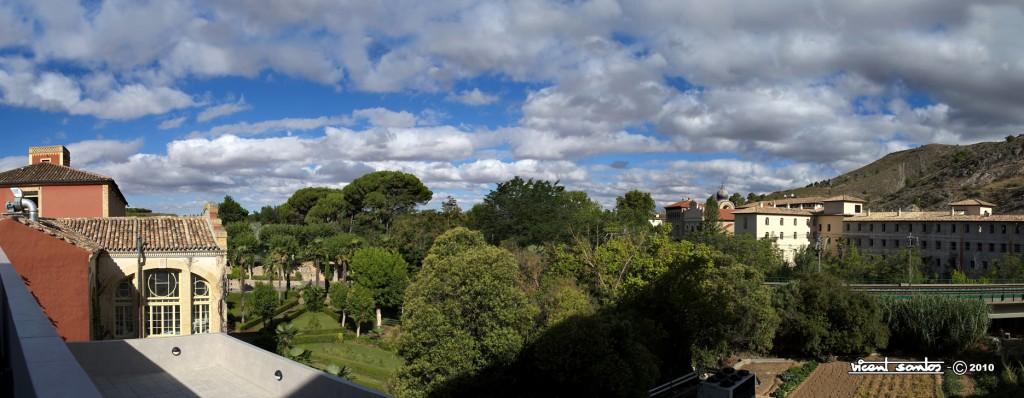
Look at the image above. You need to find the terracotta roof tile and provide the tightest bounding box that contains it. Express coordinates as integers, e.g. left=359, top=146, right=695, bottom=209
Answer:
left=1, top=215, right=103, bottom=253
left=57, top=217, right=221, bottom=253
left=718, top=208, right=735, bottom=221
left=0, top=163, right=128, bottom=204
left=732, top=207, right=817, bottom=216
left=845, top=211, right=1024, bottom=222
left=823, top=195, right=866, bottom=203
left=950, top=199, right=996, bottom=207
left=665, top=200, right=696, bottom=209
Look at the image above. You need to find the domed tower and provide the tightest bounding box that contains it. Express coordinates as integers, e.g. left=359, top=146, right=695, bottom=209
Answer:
left=715, top=185, right=735, bottom=209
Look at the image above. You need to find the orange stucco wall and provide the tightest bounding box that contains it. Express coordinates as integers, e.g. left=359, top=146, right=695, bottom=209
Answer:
left=41, top=185, right=104, bottom=217
left=0, top=219, right=93, bottom=341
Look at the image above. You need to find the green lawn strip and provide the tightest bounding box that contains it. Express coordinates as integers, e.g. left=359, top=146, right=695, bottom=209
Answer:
left=290, top=311, right=342, bottom=330
left=296, top=341, right=402, bottom=390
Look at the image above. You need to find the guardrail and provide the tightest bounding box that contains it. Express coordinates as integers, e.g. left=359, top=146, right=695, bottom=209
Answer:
left=0, top=248, right=102, bottom=398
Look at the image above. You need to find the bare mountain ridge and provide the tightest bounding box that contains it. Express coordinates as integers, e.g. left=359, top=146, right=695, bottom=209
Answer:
left=768, top=135, right=1024, bottom=213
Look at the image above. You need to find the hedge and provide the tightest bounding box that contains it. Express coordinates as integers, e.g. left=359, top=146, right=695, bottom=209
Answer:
left=239, top=299, right=299, bottom=330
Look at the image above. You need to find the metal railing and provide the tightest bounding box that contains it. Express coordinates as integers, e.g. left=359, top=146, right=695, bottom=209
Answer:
left=649, top=372, right=698, bottom=397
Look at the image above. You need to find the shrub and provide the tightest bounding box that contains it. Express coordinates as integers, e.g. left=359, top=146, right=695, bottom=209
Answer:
left=249, top=283, right=279, bottom=324
left=773, top=362, right=818, bottom=397
left=773, top=273, right=888, bottom=357
left=942, top=369, right=962, bottom=397
left=881, top=296, right=989, bottom=354
left=302, top=284, right=326, bottom=312
left=976, top=373, right=999, bottom=395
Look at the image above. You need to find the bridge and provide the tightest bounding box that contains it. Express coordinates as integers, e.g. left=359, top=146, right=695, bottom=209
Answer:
left=766, top=281, right=1024, bottom=319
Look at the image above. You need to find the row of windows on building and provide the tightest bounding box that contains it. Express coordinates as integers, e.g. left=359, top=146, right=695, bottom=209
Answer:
left=853, top=238, right=1024, bottom=254
left=847, top=222, right=1024, bottom=234
left=113, top=270, right=211, bottom=338
left=765, top=231, right=812, bottom=240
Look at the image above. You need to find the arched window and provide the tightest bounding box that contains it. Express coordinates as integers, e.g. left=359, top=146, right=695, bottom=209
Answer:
left=192, top=275, right=211, bottom=334
left=114, top=279, right=135, bottom=338
left=145, top=270, right=181, bottom=336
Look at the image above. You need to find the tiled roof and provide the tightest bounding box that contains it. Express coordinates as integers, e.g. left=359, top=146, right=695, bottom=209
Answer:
left=844, top=211, right=1024, bottom=222
left=665, top=200, right=695, bottom=209
left=950, top=199, right=996, bottom=207
left=1, top=215, right=103, bottom=252
left=57, top=217, right=222, bottom=253
left=823, top=195, right=866, bottom=203
left=732, top=207, right=817, bottom=216
left=739, top=196, right=828, bottom=208
left=0, top=163, right=128, bottom=204
left=718, top=208, right=735, bottom=221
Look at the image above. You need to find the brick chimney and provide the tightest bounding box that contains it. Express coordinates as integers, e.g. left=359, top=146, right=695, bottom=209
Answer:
left=203, top=202, right=228, bottom=250
left=28, top=145, right=70, bottom=166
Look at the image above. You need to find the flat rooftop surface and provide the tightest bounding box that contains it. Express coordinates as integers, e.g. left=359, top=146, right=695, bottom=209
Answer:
left=89, top=364, right=273, bottom=398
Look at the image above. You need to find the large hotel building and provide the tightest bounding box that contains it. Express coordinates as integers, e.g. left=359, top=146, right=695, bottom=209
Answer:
left=669, top=191, right=1024, bottom=275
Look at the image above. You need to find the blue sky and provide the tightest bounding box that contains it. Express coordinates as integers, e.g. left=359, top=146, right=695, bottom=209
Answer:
left=1, top=1, right=1023, bottom=214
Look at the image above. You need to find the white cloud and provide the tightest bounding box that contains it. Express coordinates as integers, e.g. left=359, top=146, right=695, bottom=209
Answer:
left=350, top=107, right=417, bottom=128
left=447, top=88, right=498, bottom=106
left=196, top=96, right=250, bottom=122
left=67, top=138, right=145, bottom=165
left=158, top=116, right=187, bottom=130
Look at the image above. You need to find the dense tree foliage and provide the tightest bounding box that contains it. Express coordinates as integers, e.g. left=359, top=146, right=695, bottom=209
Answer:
left=395, top=228, right=536, bottom=397
left=467, top=177, right=583, bottom=246
left=304, top=192, right=349, bottom=224
left=346, top=284, right=376, bottom=337
left=686, top=231, right=786, bottom=277
left=341, top=171, right=432, bottom=233
left=349, top=246, right=409, bottom=327
left=383, top=210, right=458, bottom=269
left=249, top=283, right=278, bottom=324
left=772, top=273, right=888, bottom=357
left=614, top=190, right=655, bottom=231
left=217, top=195, right=249, bottom=224
left=881, top=295, right=989, bottom=354
left=286, top=187, right=341, bottom=222
left=302, top=284, right=326, bottom=312
left=328, top=283, right=351, bottom=327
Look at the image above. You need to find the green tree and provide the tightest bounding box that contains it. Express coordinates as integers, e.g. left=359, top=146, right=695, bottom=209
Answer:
left=218, top=195, right=249, bottom=224
left=701, top=197, right=720, bottom=233
left=467, top=177, right=578, bottom=246
left=346, top=284, right=376, bottom=337
left=773, top=273, right=888, bottom=357
left=287, top=187, right=341, bottom=221
left=395, top=228, right=536, bottom=397
left=329, top=283, right=351, bottom=328
left=305, top=192, right=349, bottom=224
left=267, top=235, right=299, bottom=298
left=614, top=190, right=655, bottom=231
left=728, top=192, right=745, bottom=206
left=440, top=196, right=465, bottom=229
left=986, top=254, right=1024, bottom=281
left=228, top=225, right=260, bottom=323
left=533, top=276, right=595, bottom=330
left=302, top=284, right=326, bottom=312
left=643, top=245, right=780, bottom=369
left=321, top=233, right=365, bottom=290
left=385, top=211, right=456, bottom=270
left=350, top=247, right=409, bottom=328
left=249, top=283, right=278, bottom=326
left=341, top=171, right=432, bottom=233
left=686, top=232, right=786, bottom=277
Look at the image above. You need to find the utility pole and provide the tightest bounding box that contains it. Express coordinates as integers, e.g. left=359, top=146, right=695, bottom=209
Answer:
left=906, top=233, right=919, bottom=285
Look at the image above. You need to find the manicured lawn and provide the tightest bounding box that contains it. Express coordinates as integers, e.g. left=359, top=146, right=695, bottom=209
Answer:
left=298, top=338, right=404, bottom=393
left=290, top=311, right=342, bottom=331
left=227, top=292, right=247, bottom=319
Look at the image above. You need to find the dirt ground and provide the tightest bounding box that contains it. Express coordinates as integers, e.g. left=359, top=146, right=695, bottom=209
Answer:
left=788, top=360, right=940, bottom=398
left=734, top=360, right=799, bottom=397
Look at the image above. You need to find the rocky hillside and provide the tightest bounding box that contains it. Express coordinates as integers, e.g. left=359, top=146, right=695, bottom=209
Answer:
left=769, top=135, right=1024, bottom=213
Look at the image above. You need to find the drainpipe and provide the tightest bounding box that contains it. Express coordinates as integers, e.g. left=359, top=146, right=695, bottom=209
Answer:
left=9, top=187, right=38, bottom=221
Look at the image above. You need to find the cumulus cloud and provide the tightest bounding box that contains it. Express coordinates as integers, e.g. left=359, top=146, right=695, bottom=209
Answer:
left=447, top=88, right=498, bottom=106
left=158, top=116, right=186, bottom=130
left=4, top=1, right=1024, bottom=210
left=196, top=96, right=250, bottom=122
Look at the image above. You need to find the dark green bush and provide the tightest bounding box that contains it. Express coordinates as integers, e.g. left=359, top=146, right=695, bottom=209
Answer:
left=773, top=362, right=818, bottom=397
left=773, top=273, right=888, bottom=357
